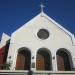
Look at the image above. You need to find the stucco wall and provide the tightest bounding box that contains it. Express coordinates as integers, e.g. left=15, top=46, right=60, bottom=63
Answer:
left=7, top=13, right=75, bottom=71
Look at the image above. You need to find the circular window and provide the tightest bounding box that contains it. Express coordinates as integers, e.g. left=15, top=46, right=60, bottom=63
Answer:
left=37, top=29, right=49, bottom=40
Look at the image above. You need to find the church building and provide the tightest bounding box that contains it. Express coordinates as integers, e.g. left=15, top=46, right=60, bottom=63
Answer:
left=0, top=5, right=75, bottom=71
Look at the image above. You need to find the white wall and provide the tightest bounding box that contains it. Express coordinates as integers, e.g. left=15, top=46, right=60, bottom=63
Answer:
left=7, top=13, right=75, bottom=71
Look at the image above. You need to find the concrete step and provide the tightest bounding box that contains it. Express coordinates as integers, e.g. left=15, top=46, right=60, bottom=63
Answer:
left=0, top=70, right=75, bottom=75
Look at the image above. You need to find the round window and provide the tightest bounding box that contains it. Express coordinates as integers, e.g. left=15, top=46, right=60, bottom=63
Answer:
left=37, top=29, right=49, bottom=40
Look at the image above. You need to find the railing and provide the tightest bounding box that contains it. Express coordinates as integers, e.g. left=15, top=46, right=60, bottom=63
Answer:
left=0, top=70, right=75, bottom=75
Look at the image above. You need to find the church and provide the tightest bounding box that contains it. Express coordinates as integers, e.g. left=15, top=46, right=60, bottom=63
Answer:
left=0, top=4, right=75, bottom=72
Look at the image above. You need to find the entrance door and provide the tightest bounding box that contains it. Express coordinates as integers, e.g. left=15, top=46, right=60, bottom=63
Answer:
left=57, top=55, right=65, bottom=70
left=16, top=48, right=31, bottom=70
left=16, top=54, right=25, bottom=70
left=36, top=54, right=44, bottom=70
left=36, top=48, right=51, bottom=70
left=56, top=49, right=72, bottom=71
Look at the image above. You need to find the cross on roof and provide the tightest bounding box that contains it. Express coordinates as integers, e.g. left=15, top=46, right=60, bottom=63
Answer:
left=40, top=4, right=45, bottom=12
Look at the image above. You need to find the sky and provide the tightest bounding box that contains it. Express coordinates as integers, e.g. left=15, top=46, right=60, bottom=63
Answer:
left=0, top=0, right=75, bottom=37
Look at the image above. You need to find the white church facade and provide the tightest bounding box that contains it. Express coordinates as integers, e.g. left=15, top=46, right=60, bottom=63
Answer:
left=0, top=9, right=75, bottom=72
left=7, top=11, right=75, bottom=71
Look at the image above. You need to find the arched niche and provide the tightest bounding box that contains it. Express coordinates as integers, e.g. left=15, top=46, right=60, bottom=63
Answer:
left=16, top=47, right=31, bottom=70
left=56, top=48, right=73, bottom=71
left=36, top=48, right=52, bottom=70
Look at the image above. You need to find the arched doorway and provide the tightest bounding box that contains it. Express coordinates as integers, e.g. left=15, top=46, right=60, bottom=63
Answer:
left=16, top=47, right=31, bottom=70
left=56, top=48, right=73, bottom=71
left=36, top=48, right=52, bottom=70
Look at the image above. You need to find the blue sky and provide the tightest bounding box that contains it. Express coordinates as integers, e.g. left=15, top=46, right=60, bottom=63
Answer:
left=0, top=0, right=75, bottom=36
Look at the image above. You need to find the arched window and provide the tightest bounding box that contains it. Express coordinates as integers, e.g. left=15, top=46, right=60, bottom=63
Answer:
left=36, top=48, right=52, bottom=70
left=16, top=47, right=31, bottom=70
left=56, top=48, right=73, bottom=71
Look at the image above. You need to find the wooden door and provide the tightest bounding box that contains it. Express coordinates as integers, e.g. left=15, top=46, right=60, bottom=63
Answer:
left=36, top=54, right=44, bottom=70
left=16, top=54, right=25, bottom=70
left=57, top=55, right=65, bottom=71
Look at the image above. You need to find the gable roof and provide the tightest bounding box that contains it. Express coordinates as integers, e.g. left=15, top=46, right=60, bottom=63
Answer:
left=0, top=33, right=10, bottom=48
left=12, top=12, right=75, bottom=45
